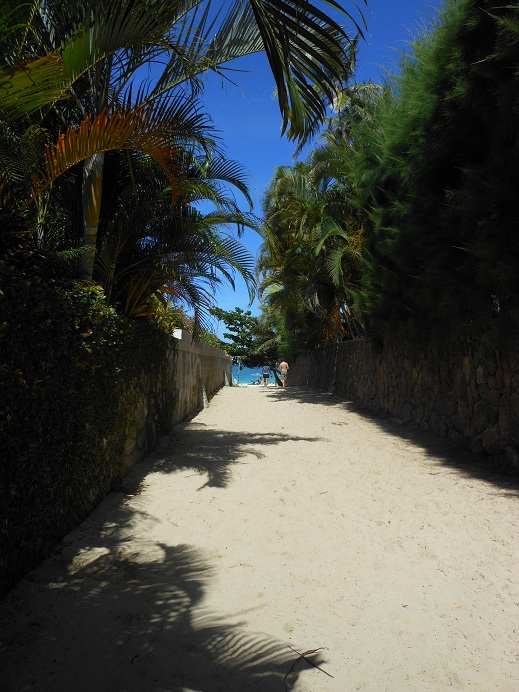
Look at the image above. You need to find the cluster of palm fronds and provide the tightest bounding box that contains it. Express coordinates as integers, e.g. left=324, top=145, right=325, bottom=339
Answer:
left=0, top=0, right=364, bottom=333
left=257, top=78, right=377, bottom=353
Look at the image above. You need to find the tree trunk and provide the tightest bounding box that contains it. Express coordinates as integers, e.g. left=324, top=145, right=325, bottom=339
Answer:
left=80, top=152, right=105, bottom=281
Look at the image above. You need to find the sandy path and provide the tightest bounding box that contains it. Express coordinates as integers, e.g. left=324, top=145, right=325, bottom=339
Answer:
left=1, top=385, right=518, bottom=691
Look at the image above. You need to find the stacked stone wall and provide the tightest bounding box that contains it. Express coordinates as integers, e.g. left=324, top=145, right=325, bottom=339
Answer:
left=123, top=329, right=231, bottom=469
left=0, top=330, right=231, bottom=597
left=290, top=333, right=519, bottom=471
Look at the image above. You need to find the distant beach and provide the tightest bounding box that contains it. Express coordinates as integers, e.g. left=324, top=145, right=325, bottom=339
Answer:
left=232, top=364, right=275, bottom=386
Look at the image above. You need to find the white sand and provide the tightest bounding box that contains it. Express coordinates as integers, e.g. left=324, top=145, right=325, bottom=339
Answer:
left=1, top=385, right=518, bottom=691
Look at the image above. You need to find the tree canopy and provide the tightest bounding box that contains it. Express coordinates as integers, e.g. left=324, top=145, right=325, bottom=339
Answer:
left=351, top=0, right=519, bottom=343
left=209, top=306, right=278, bottom=366
left=258, top=0, right=519, bottom=353
left=1, top=0, right=366, bottom=334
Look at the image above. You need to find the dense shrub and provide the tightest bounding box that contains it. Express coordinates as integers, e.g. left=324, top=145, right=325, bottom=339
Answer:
left=0, top=250, right=170, bottom=596
left=353, top=0, right=519, bottom=343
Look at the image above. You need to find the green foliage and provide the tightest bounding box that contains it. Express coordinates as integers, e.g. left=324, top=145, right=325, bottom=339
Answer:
left=353, top=0, right=519, bottom=343
left=0, top=248, right=170, bottom=596
left=149, top=299, right=193, bottom=335
left=210, top=307, right=258, bottom=357
left=92, top=151, right=257, bottom=334
left=257, top=146, right=365, bottom=352
left=0, top=0, right=363, bottom=335
left=209, top=306, right=278, bottom=366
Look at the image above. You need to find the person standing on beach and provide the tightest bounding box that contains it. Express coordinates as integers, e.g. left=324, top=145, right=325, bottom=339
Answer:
left=279, top=359, right=289, bottom=388
left=262, top=363, right=270, bottom=388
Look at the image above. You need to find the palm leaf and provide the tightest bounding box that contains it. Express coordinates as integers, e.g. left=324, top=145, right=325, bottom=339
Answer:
left=174, top=155, right=255, bottom=212
left=0, top=55, right=68, bottom=120
left=314, top=217, right=348, bottom=255
left=150, top=0, right=366, bottom=141
left=245, top=0, right=366, bottom=140
left=59, top=0, right=189, bottom=86
left=30, top=98, right=214, bottom=203
left=3, top=0, right=366, bottom=143
left=1, top=1, right=198, bottom=118
left=326, top=245, right=348, bottom=285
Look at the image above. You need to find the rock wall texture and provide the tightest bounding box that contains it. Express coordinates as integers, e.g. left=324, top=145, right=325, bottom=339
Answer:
left=1, top=331, right=231, bottom=598
left=123, top=329, right=231, bottom=471
left=290, top=333, right=519, bottom=472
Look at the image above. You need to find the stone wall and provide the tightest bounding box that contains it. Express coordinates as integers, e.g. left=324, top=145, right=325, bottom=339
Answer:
left=169, top=328, right=232, bottom=426
left=0, top=330, right=232, bottom=598
left=290, top=333, right=519, bottom=471
left=123, top=329, right=231, bottom=471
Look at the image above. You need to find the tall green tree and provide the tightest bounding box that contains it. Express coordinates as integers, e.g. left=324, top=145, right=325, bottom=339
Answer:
left=257, top=134, right=365, bottom=352
left=209, top=306, right=278, bottom=365
left=256, top=67, right=380, bottom=352
left=352, top=0, right=519, bottom=342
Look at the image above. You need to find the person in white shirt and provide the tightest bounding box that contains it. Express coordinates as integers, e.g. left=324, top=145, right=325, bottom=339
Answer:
left=279, top=360, right=289, bottom=388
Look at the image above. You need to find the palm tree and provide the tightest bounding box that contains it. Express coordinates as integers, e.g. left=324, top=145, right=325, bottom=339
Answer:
left=92, top=147, right=259, bottom=333
left=258, top=163, right=332, bottom=347
left=1, top=0, right=366, bottom=281
left=258, top=152, right=364, bottom=350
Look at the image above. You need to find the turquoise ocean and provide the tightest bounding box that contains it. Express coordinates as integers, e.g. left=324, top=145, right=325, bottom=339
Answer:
left=232, top=364, right=275, bottom=385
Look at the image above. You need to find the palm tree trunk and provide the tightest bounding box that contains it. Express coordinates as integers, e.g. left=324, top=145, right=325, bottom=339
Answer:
left=80, top=152, right=104, bottom=281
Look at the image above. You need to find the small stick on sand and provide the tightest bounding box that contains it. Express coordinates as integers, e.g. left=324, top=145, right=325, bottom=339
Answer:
left=283, top=645, right=334, bottom=689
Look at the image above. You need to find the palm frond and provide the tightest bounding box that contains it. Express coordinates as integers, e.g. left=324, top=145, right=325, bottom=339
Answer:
left=151, top=0, right=365, bottom=142
left=314, top=217, right=348, bottom=255
left=30, top=98, right=215, bottom=204
left=0, top=55, right=68, bottom=120
left=246, top=0, right=366, bottom=141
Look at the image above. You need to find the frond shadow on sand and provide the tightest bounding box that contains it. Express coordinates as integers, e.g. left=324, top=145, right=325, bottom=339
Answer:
left=142, top=424, right=326, bottom=489
left=1, top=509, right=326, bottom=691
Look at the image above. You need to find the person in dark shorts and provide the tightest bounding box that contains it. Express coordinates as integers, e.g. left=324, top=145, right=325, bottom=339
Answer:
left=262, top=364, right=270, bottom=387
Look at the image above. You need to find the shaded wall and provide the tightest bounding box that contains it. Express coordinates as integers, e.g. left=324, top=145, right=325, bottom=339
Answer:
left=123, top=329, right=231, bottom=470
left=290, top=334, right=519, bottom=471
left=0, top=331, right=231, bottom=597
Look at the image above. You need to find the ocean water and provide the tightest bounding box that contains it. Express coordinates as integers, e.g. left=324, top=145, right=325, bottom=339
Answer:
left=232, top=364, right=275, bottom=385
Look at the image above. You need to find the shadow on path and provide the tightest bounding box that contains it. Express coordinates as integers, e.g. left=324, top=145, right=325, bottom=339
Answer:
left=1, top=503, right=323, bottom=691
left=269, top=386, right=519, bottom=493
left=138, top=424, right=326, bottom=489
left=1, top=418, right=328, bottom=692
left=1, top=543, right=318, bottom=691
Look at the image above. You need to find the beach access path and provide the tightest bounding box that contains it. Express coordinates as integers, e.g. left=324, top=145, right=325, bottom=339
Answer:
left=1, top=384, right=518, bottom=691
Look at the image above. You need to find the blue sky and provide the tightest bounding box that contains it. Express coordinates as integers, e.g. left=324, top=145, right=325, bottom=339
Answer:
left=199, top=0, right=441, bottom=337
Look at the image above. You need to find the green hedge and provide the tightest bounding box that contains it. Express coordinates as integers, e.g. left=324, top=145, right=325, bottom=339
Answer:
left=353, top=0, right=519, bottom=343
left=0, top=264, right=171, bottom=597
